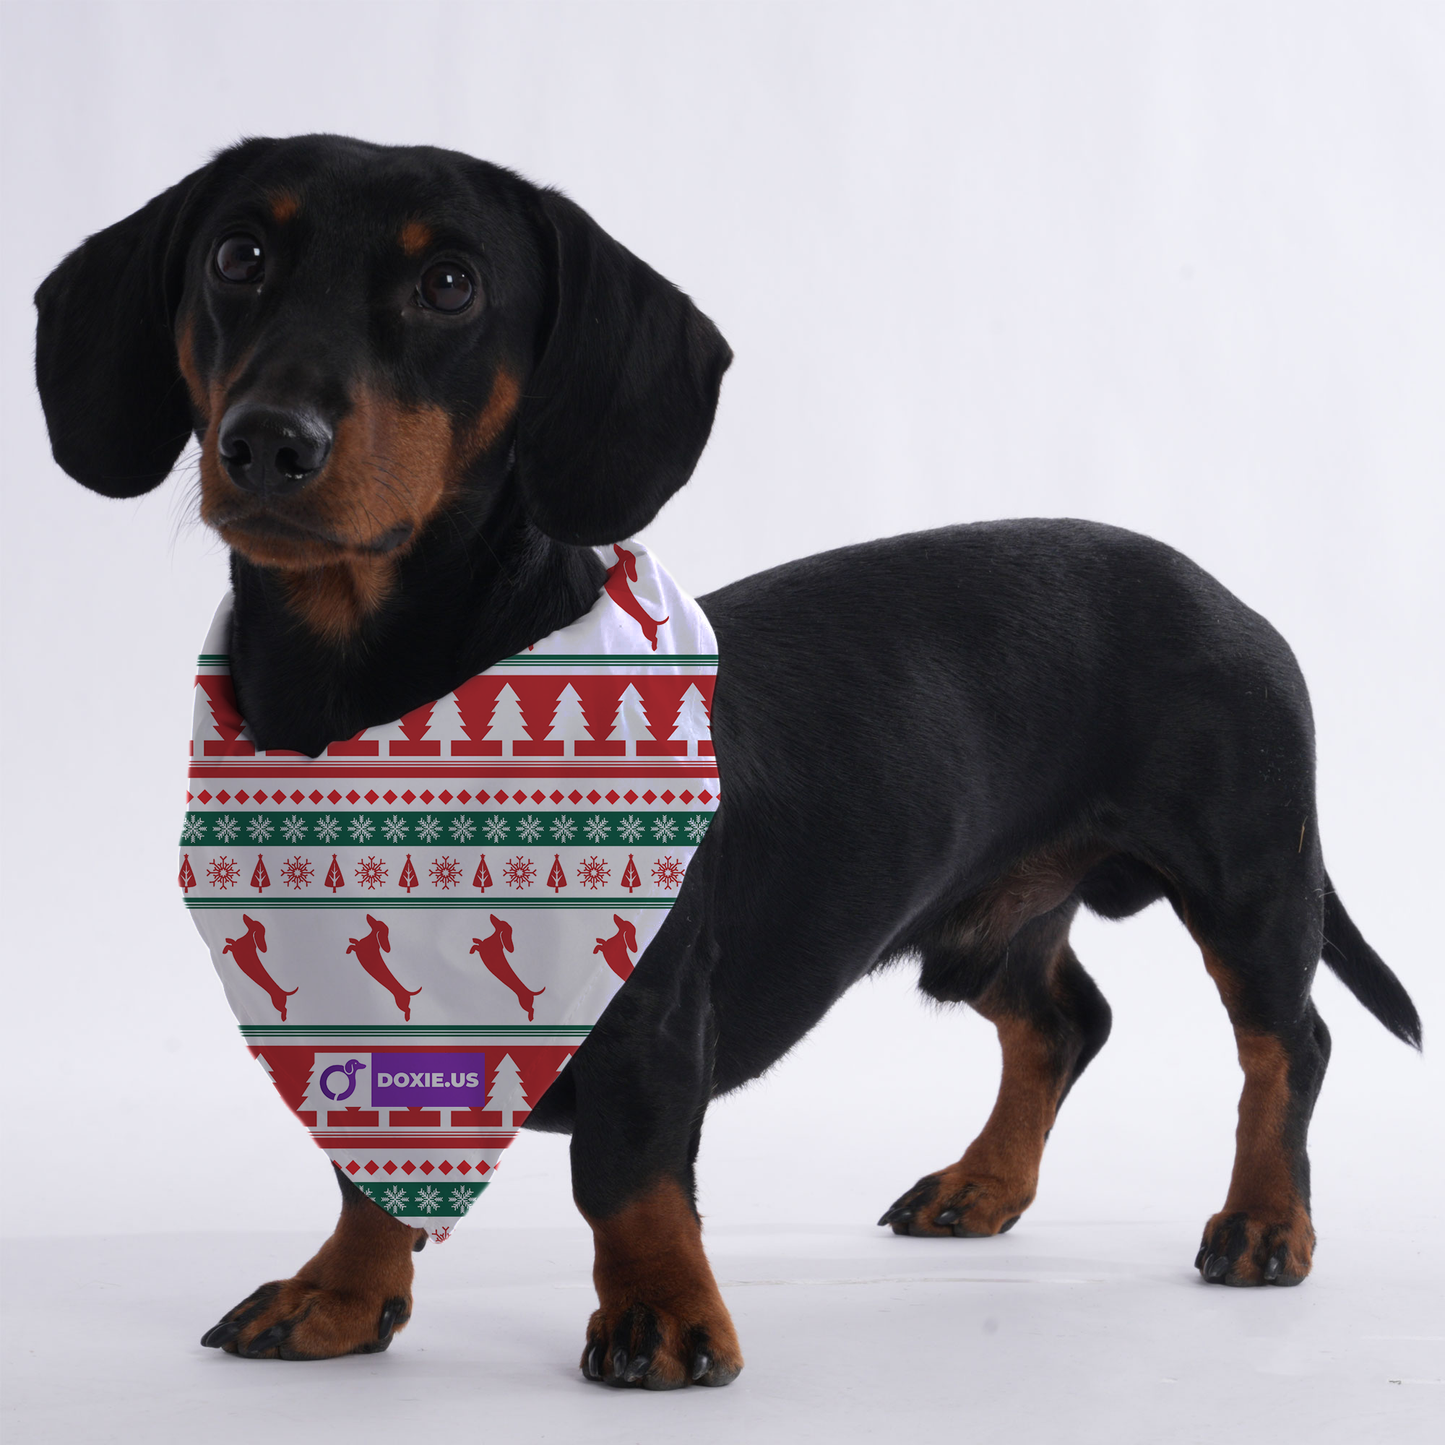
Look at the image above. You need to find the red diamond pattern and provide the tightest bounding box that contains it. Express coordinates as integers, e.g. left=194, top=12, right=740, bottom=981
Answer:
left=660, top=791, right=675, bottom=803
left=420, top=1161, right=434, bottom=1175
left=402, top=791, right=416, bottom=804
left=310, top=790, right=324, bottom=804
left=569, top=791, right=582, bottom=804
left=292, top=790, right=305, bottom=803
left=439, top=791, right=452, bottom=804
left=186, top=792, right=193, bottom=804
left=365, top=1161, right=379, bottom=1175
left=457, top=1161, right=471, bottom=1174
left=699, top=791, right=712, bottom=804
left=624, top=791, right=638, bottom=804
left=364, top=790, right=378, bottom=804
left=459, top=791, right=473, bottom=804
left=384, top=791, right=397, bottom=804
left=236, top=791, right=249, bottom=804
left=605, top=791, right=619, bottom=804
left=642, top=791, right=657, bottom=804
left=513, top=791, right=526, bottom=803
left=587, top=790, right=601, bottom=803
left=550, top=790, right=564, bottom=803
left=421, top=790, right=434, bottom=803
left=438, top=1161, right=453, bottom=1174
left=402, top=1161, right=416, bottom=1175
left=382, top=1161, right=396, bottom=1174
left=345, top=790, right=360, bottom=804
left=217, top=791, right=231, bottom=804
left=328, top=790, right=342, bottom=804
left=346, top=1161, right=360, bottom=1174
left=680, top=791, right=693, bottom=803
left=532, top=790, right=545, bottom=803
left=198, top=790, right=212, bottom=804
left=273, top=791, right=286, bottom=803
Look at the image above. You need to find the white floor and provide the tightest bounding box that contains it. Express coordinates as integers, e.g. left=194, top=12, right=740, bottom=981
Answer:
left=4, top=1217, right=1439, bottom=1445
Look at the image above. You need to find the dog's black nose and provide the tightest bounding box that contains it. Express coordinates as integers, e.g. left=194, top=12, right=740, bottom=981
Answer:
left=218, top=404, right=333, bottom=495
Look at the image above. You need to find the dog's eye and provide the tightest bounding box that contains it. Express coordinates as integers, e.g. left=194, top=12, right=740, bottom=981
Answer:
left=215, top=235, right=264, bottom=285
left=418, top=262, right=476, bottom=313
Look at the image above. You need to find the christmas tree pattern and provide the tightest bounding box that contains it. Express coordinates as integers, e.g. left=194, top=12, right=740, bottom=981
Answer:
left=607, top=684, right=654, bottom=757
left=473, top=854, right=493, bottom=891
left=324, top=855, right=344, bottom=892
left=425, top=692, right=469, bottom=755
left=546, top=854, right=567, bottom=892
left=251, top=855, right=270, bottom=892
left=179, top=855, right=196, bottom=893
left=620, top=854, right=642, bottom=893
left=398, top=855, right=420, bottom=893
left=484, top=1053, right=531, bottom=1127
left=669, top=684, right=711, bottom=756
left=545, top=684, right=593, bottom=755
left=483, top=684, right=530, bottom=756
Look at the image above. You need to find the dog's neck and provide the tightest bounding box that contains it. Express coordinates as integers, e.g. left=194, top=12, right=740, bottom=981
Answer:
left=226, top=487, right=606, bottom=757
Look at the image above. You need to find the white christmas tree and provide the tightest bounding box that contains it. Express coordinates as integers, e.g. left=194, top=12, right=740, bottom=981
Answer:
left=363, top=716, right=410, bottom=752
left=545, top=684, right=592, bottom=754
left=485, top=1053, right=530, bottom=1126
left=484, top=685, right=531, bottom=755
left=426, top=692, right=470, bottom=755
left=193, top=682, right=224, bottom=755
left=669, top=685, right=711, bottom=757
left=607, top=684, right=654, bottom=755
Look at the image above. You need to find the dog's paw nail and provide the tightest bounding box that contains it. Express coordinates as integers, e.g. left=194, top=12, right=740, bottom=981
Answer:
left=1204, top=1254, right=1230, bottom=1282
left=610, top=1347, right=629, bottom=1382
left=1264, top=1251, right=1284, bottom=1282
left=584, top=1345, right=603, bottom=1380
left=242, top=1323, right=289, bottom=1356
left=934, top=1208, right=960, bottom=1226
left=377, top=1296, right=407, bottom=1338
left=412, top=1230, right=427, bottom=1253
left=200, top=1319, right=241, bottom=1349
left=691, top=1349, right=712, bottom=1382
left=999, top=1214, right=1021, bottom=1234
left=623, top=1354, right=650, bottom=1383
left=1195, top=1245, right=1209, bottom=1269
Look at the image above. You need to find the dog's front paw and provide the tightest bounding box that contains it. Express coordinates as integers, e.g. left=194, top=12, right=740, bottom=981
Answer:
left=878, top=1165, right=1034, bottom=1238
left=1195, top=1207, right=1314, bottom=1286
left=581, top=1299, right=742, bottom=1390
left=200, top=1278, right=411, bottom=1360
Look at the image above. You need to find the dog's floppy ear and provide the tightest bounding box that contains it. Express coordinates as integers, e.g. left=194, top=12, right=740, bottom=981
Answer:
left=515, top=190, right=733, bottom=545
left=33, top=143, right=272, bottom=498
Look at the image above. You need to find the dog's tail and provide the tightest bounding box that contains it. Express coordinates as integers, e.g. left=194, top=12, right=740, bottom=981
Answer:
left=1321, top=875, right=1420, bottom=1048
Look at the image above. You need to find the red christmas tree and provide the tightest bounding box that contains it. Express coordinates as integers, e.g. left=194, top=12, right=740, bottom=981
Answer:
left=473, top=854, right=493, bottom=891
left=620, top=854, right=641, bottom=893
left=325, top=855, right=344, bottom=892
left=178, top=855, right=196, bottom=894
left=251, top=855, right=270, bottom=891
left=546, top=854, right=567, bottom=892
left=399, top=854, right=420, bottom=893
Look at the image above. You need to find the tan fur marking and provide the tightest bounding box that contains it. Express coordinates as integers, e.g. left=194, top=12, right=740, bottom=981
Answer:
left=582, top=1176, right=742, bottom=1386
left=269, top=191, right=300, bottom=224
left=211, top=1181, right=423, bottom=1358
left=459, top=369, right=522, bottom=459
left=948, top=842, right=1105, bottom=954
left=400, top=220, right=432, bottom=256
left=282, top=556, right=398, bottom=645
left=175, top=316, right=207, bottom=417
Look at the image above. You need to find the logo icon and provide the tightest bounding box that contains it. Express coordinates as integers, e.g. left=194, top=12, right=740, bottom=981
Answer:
left=318, top=1057, right=366, bottom=1101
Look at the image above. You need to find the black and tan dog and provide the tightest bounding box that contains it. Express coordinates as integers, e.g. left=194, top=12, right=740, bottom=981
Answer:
left=35, top=134, right=1420, bottom=1389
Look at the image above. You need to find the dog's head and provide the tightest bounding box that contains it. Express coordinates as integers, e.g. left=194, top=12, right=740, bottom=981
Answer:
left=611, top=914, right=638, bottom=952
left=35, top=135, right=730, bottom=623
left=241, top=914, right=267, bottom=951
left=489, top=914, right=515, bottom=952
left=364, top=913, right=391, bottom=951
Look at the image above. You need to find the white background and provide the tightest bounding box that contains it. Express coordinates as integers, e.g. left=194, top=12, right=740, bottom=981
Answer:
left=2, top=3, right=1441, bottom=1439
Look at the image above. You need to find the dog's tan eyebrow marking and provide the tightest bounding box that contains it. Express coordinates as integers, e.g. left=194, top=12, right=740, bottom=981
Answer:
left=462, top=369, right=522, bottom=457
left=269, top=191, right=301, bottom=224
left=400, top=220, right=433, bottom=256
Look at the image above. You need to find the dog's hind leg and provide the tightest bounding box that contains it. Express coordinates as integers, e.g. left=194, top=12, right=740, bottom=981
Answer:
left=200, top=1166, right=426, bottom=1360
left=880, top=899, right=1112, bottom=1238
left=1187, top=881, right=1330, bottom=1287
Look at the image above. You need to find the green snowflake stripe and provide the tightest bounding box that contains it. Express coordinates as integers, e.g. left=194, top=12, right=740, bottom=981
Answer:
left=354, top=1177, right=489, bottom=1219
left=180, top=808, right=711, bottom=848
left=242, top=1023, right=592, bottom=1036
left=187, top=896, right=681, bottom=910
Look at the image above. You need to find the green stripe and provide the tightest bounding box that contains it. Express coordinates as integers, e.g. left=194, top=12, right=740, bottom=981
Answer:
left=242, top=1024, right=592, bottom=1036
left=197, top=653, right=717, bottom=667
left=188, top=896, right=677, bottom=909
left=353, top=1178, right=489, bottom=1219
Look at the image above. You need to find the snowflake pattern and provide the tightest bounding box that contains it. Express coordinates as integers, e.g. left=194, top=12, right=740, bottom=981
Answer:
left=429, top=855, right=463, bottom=890
left=280, top=855, right=315, bottom=890
left=414, top=1185, right=442, bottom=1214
left=651, top=815, right=677, bottom=842
left=355, top=855, right=389, bottom=890
left=348, top=815, right=374, bottom=843
left=430, top=1225, right=453, bottom=1243
left=583, top=814, right=611, bottom=843
left=415, top=814, right=443, bottom=843
left=651, top=855, right=686, bottom=890
left=502, top=855, right=537, bottom=890
left=180, top=815, right=207, bottom=843
left=617, top=814, right=644, bottom=843
left=314, top=814, right=341, bottom=843
left=247, top=815, right=273, bottom=842
left=578, top=855, right=611, bottom=891
left=449, top=815, right=476, bottom=843
left=206, top=855, right=239, bottom=890
left=449, top=1185, right=476, bottom=1211
left=281, top=815, right=308, bottom=842
left=550, top=815, right=577, bottom=842
left=212, top=814, right=240, bottom=843
left=483, top=816, right=510, bottom=842
left=382, top=814, right=409, bottom=842
left=685, top=813, right=711, bottom=843
left=516, top=814, right=543, bottom=843
left=380, top=1185, right=409, bottom=1214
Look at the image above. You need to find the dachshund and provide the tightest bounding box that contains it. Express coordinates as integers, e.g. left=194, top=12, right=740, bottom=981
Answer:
left=470, top=915, right=546, bottom=1020
left=222, top=915, right=296, bottom=1021
left=345, top=915, right=422, bottom=1021
left=35, top=134, right=1419, bottom=1389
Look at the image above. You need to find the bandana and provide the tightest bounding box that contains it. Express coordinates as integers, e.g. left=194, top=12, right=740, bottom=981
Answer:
left=180, top=541, right=718, bottom=1241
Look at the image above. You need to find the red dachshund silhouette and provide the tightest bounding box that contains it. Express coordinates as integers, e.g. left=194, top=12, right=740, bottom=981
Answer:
left=470, top=915, right=546, bottom=1020
left=346, top=915, right=422, bottom=1020
left=222, top=915, right=297, bottom=1020
left=593, top=915, right=640, bottom=981
left=604, top=544, right=668, bottom=650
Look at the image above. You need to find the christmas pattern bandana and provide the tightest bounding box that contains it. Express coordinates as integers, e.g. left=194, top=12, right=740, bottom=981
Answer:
left=181, top=541, right=718, bottom=1241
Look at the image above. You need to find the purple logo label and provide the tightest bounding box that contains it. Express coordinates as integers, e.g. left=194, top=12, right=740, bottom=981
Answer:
left=371, top=1051, right=486, bottom=1107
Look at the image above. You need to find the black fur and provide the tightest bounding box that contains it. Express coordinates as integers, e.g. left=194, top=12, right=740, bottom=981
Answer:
left=36, top=136, right=1418, bottom=1365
